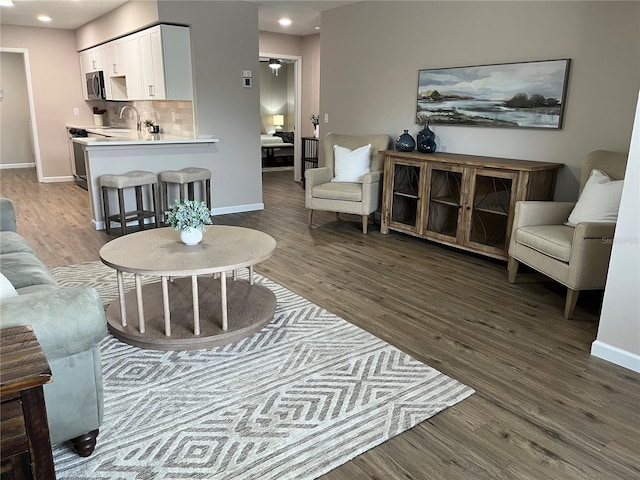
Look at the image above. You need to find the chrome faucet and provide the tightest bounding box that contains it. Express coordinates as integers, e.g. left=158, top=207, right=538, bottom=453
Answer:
left=119, top=105, right=141, bottom=132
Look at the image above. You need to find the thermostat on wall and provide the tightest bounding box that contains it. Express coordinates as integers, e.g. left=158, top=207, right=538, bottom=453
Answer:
left=242, top=70, right=252, bottom=88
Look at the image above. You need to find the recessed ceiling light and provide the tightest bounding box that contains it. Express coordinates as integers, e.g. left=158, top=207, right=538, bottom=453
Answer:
left=0, top=1, right=15, bottom=7
left=314, top=26, right=320, bottom=30
left=279, top=18, right=292, bottom=27
left=37, top=14, right=52, bottom=22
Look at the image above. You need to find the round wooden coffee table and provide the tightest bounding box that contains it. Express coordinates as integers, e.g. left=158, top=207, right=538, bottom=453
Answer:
left=99, top=226, right=277, bottom=350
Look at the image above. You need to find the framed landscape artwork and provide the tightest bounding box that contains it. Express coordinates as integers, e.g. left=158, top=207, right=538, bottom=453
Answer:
left=416, top=59, right=571, bottom=129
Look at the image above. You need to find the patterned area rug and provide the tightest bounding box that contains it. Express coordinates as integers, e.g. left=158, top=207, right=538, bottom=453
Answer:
left=50, top=261, right=474, bottom=479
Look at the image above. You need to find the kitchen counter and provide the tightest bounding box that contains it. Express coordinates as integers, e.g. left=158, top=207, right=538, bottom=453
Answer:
left=71, top=127, right=222, bottom=230
left=69, top=126, right=219, bottom=146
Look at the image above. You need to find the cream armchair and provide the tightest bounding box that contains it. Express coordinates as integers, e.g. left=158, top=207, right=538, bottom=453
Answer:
left=305, top=132, right=390, bottom=234
left=507, top=150, right=628, bottom=319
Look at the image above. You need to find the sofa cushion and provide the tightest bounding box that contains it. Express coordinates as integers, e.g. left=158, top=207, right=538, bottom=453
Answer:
left=0, top=252, right=57, bottom=289
left=0, top=231, right=35, bottom=255
left=312, top=182, right=363, bottom=202
left=514, top=225, right=574, bottom=262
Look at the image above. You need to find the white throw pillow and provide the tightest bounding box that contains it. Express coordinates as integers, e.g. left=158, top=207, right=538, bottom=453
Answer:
left=331, top=144, right=372, bottom=183
left=566, top=169, right=624, bottom=227
left=0, top=272, right=18, bottom=299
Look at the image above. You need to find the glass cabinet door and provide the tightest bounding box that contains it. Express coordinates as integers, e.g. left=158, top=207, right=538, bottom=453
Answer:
left=424, top=164, right=464, bottom=242
left=388, top=161, right=423, bottom=233
left=466, top=169, right=517, bottom=253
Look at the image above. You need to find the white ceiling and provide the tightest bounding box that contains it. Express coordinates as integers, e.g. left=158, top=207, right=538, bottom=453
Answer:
left=0, top=0, right=356, bottom=36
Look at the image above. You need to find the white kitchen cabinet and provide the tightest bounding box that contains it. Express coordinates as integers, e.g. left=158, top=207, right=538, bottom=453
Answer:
left=80, top=46, right=103, bottom=74
left=78, top=24, right=192, bottom=102
left=138, top=25, right=193, bottom=100
left=122, top=35, right=143, bottom=100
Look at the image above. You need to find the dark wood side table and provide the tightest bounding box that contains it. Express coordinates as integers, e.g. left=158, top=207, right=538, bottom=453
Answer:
left=301, top=137, right=319, bottom=187
left=1, top=326, right=56, bottom=480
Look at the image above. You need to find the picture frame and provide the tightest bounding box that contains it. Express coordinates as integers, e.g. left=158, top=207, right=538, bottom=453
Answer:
left=416, top=59, right=571, bottom=129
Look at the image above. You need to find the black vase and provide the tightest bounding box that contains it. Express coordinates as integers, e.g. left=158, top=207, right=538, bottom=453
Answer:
left=417, top=122, right=437, bottom=153
left=395, top=130, right=415, bottom=152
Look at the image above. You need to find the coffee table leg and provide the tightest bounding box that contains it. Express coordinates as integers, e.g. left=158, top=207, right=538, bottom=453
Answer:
left=249, top=266, right=254, bottom=286
left=162, top=276, right=171, bottom=336
left=192, top=275, right=200, bottom=335
left=220, top=272, right=228, bottom=331
left=117, top=270, right=127, bottom=327
left=233, top=270, right=237, bottom=281
left=135, top=274, right=145, bottom=334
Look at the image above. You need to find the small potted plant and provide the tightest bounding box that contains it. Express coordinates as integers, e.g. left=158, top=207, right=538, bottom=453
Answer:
left=143, top=119, right=160, bottom=134
left=164, top=199, right=212, bottom=245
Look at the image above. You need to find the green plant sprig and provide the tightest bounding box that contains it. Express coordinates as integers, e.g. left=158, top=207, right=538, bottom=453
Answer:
left=164, top=199, right=212, bottom=231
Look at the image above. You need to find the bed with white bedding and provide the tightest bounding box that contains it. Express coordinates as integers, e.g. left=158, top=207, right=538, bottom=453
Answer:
left=261, top=133, right=294, bottom=167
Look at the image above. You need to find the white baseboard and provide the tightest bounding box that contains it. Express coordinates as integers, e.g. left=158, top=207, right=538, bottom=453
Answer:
left=0, top=162, right=35, bottom=169
left=591, top=340, right=640, bottom=373
left=212, top=203, right=264, bottom=216
left=43, top=175, right=74, bottom=183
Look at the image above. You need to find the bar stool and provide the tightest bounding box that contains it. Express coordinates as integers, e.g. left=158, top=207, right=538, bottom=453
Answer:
left=159, top=167, right=212, bottom=220
left=100, top=170, right=159, bottom=236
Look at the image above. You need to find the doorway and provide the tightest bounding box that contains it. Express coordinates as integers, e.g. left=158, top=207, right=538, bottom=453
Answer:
left=0, top=48, right=43, bottom=182
left=259, top=53, right=302, bottom=182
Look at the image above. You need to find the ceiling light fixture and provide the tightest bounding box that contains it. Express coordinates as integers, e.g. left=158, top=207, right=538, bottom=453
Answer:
left=37, top=14, right=52, bottom=22
left=0, top=1, right=14, bottom=7
left=278, top=18, right=291, bottom=27
left=269, top=58, right=281, bottom=76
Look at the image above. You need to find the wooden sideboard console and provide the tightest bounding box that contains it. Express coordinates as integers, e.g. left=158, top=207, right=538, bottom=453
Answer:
left=380, top=150, right=563, bottom=260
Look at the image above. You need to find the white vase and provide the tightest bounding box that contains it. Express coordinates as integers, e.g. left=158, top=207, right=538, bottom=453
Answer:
left=180, top=228, right=203, bottom=245
left=314, top=125, right=319, bottom=138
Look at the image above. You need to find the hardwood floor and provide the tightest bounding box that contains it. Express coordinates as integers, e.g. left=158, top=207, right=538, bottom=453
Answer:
left=1, top=167, right=638, bottom=479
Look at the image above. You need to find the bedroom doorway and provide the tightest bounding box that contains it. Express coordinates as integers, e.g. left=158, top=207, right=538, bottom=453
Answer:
left=259, top=53, right=302, bottom=183
left=0, top=48, right=43, bottom=182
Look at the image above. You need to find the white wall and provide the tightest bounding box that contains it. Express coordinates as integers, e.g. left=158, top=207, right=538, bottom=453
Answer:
left=592, top=91, right=640, bottom=373
left=320, top=1, right=639, bottom=201
left=301, top=34, right=320, bottom=138
left=75, top=0, right=159, bottom=51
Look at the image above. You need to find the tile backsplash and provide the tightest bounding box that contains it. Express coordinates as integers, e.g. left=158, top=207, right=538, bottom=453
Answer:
left=103, top=100, right=194, bottom=137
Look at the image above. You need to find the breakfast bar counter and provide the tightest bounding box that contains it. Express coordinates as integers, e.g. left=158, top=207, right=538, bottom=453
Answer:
left=73, top=132, right=219, bottom=230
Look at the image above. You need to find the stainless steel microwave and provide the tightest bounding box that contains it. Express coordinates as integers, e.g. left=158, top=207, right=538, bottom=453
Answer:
left=86, top=71, right=106, bottom=100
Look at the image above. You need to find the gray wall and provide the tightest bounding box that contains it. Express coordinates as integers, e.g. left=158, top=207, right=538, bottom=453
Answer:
left=75, top=1, right=263, bottom=212
left=1, top=26, right=94, bottom=179
left=157, top=1, right=262, bottom=212
left=320, top=1, right=640, bottom=201
left=0, top=52, right=32, bottom=166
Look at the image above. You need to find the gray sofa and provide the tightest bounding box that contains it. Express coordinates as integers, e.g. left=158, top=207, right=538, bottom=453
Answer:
left=0, top=198, right=107, bottom=456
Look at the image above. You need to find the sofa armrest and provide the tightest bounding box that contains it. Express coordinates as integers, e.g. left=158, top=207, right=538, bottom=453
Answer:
left=512, top=201, right=576, bottom=229
left=0, top=198, right=17, bottom=232
left=0, top=287, right=108, bottom=360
